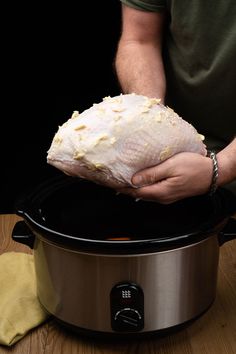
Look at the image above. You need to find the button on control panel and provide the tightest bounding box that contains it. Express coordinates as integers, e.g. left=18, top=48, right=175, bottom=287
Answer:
left=110, top=282, right=144, bottom=332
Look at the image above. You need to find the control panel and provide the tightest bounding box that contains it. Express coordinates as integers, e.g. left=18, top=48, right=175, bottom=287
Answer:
left=110, top=282, right=144, bottom=332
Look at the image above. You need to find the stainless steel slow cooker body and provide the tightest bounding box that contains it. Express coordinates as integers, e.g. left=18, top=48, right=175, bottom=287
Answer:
left=12, top=176, right=236, bottom=337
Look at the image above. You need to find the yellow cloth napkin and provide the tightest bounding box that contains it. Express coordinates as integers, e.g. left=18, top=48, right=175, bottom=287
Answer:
left=0, top=252, right=49, bottom=346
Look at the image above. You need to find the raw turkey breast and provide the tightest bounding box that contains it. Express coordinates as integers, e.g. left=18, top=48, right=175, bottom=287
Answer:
left=47, top=94, right=207, bottom=188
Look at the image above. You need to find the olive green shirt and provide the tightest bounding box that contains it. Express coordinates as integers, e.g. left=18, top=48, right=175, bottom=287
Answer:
left=120, top=0, right=236, bottom=151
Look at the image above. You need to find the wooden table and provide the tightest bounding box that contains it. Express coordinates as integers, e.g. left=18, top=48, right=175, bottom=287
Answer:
left=0, top=214, right=236, bottom=354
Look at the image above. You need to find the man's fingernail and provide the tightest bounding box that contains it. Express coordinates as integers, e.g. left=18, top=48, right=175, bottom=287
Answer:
left=132, top=175, right=143, bottom=185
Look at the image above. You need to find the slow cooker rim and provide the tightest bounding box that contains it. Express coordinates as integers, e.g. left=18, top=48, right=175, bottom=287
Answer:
left=30, top=228, right=222, bottom=256
left=15, top=175, right=236, bottom=254
left=20, top=210, right=227, bottom=254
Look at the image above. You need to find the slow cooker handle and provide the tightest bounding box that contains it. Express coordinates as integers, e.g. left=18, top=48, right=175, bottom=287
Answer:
left=12, top=221, right=35, bottom=249
left=218, top=217, right=236, bottom=246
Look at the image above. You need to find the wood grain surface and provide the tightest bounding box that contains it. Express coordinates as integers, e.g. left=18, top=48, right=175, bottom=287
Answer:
left=0, top=214, right=235, bottom=354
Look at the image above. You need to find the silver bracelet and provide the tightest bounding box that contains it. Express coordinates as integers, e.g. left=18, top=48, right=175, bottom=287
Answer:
left=207, top=151, right=219, bottom=196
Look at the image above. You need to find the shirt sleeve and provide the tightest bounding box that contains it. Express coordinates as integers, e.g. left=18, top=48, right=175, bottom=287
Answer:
left=120, top=0, right=166, bottom=12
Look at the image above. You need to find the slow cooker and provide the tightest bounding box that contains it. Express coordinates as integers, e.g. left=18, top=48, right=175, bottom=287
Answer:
left=12, top=175, right=236, bottom=337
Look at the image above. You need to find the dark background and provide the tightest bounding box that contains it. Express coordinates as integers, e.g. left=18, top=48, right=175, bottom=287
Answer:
left=2, top=1, right=121, bottom=213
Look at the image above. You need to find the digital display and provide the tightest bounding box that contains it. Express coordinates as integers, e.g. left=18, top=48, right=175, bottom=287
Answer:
left=122, top=290, right=131, bottom=299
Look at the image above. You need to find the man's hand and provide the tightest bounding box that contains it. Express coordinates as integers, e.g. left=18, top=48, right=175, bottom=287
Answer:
left=117, top=152, right=213, bottom=204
